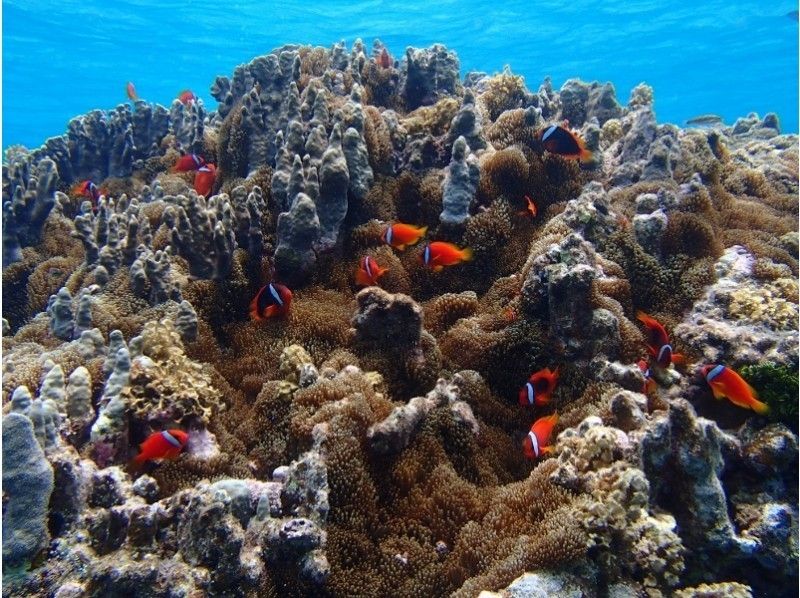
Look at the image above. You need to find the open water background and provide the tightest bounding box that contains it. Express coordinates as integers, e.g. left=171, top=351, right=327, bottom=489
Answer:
left=3, top=0, right=798, bottom=150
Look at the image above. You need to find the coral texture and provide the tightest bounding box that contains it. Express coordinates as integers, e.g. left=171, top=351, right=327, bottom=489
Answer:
left=2, top=39, right=797, bottom=598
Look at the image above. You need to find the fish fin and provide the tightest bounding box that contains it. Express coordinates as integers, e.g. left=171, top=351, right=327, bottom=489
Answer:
left=377, top=266, right=389, bottom=279
left=579, top=147, right=594, bottom=164
left=355, top=269, right=373, bottom=287
left=709, top=385, right=726, bottom=400
left=751, top=399, right=770, bottom=415
left=671, top=353, right=686, bottom=365
left=461, top=247, right=474, bottom=262
left=541, top=445, right=554, bottom=455
left=396, top=244, right=406, bottom=251
left=433, top=265, right=444, bottom=272
left=535, top=394, right=551, bottom=407
left=264, top=305, right=279, bottom=319
left=249, top=296, right=263, bottom=320
left=419, top=226, right=428, bottom=237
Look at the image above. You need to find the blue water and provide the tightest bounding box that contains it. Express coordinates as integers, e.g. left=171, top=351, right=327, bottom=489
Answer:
left=3, top=1, right=798, bottom=150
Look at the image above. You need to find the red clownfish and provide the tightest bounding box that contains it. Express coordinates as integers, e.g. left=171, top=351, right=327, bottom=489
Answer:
left=637, top=359, right=657, bottom=394
left=635, top=311, right=685, bottom=369
left=701, top=364, right=769, bottom=415
left=72, top=180, right=102, bottom=212
left=249, top=282, right=293, bottom=320
left=518, top=367, right=560, bottom=407
left=173, top=153, right=206, bottom=173
left=538, top=124, right=593, bottom=164
left=132, top=429, right=188, bottom=465
left=177, top=89, right=196, bottom=105
left=194, top=163, right=217, bottom=197
left=126, top=81, right=139, bottom=102
left=420, top=242, right=473, bottom=271
left=383, top=223, right=428, bottom=251
left=378, top=48, right=392, bottom=69
left=522, top=413, right=559, bottom=459
left=356, top=256, right=389, bottom=287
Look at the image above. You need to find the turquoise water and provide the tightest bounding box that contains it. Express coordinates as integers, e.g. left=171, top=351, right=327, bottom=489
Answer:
left=3, top=0, right=798, bottom=150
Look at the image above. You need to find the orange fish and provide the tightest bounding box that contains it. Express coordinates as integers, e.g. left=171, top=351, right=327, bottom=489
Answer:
left=72, top=179, right=102, bottom=212
left=383, top=223, right=427, bottom=251
left=522, top=413, right=559, bottom=459
left=177, top=89, right=196, bottom=105
left=635, top=311, right=684, bottom=369
left=538, top=124, right=593, bottom=163
left=420, top=242, right=473, bottom=271
left=518, top=367, right=560, bottom=407
left=637, top=359, right=657, bottom=394
left=356, top=256, right=389, bottom=287
left=701, top=365, right=769, bottom=414
left=249, top=283, right=293, bottom=320
left=378, top=48, right=392, bottom=68
left=173, top=153, right=205, bottom=173
left=524, top=195, right=537, bottom=217
left=126, top=81, right=139, bottom=101
left=132, top=429, right=188, bottom=465
left=194, top=163, right=216, bottom=197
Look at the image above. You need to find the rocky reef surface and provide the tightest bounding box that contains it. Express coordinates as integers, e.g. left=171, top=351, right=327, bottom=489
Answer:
left=2, top=40, right=798, bottom=597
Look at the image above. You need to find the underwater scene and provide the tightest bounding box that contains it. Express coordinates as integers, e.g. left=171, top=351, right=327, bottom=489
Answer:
left=2, top=1, right=799, bottom=597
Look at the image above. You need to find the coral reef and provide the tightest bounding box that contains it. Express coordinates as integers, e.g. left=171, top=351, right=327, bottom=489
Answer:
left=2, top=39, right=797, bottom=598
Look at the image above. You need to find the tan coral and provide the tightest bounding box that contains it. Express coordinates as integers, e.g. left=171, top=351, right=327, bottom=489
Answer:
left=125, top=318, right=224, bottom=425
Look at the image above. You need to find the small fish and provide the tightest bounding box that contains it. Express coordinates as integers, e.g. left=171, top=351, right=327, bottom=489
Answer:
left=173, top=153, right=206, bottom=173
left=517, top=195, right=538, bottom=218
left=126, top=81, right=139, bottom=101
left=701, top=364, right=769, bottom=414
left=635, top=311, right=684, bottom=369
left=194, top=163, right=216, bottom=197
left=420, top=242, right=473, bottom=271
left=518, top=367, right=560, bottom=407
left=538, top=124, right=593, bottom=163
left=249, top=282, right=293, bottom=320
left=356, top=256, right=389, bottom=287
left=383, top=223, right=428, bottom=251
left=522, top=413, right=559, bottom=459
left=378, top=48, right=392, bottom=69
left=72, top=179, right=101, bottom=211
left=177, top=89, right=196, bottom=105
left=686, top=114, right=724, bottom=127
left=637, top=359, right=657, bottom=394
left=132, top=429, right=188, bottom=465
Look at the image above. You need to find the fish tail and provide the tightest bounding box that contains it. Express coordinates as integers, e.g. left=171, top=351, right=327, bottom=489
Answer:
left=461, top=247, right=473, bottom=261
left=419, top=226, right=428, bottom=237
left=751, top=398, right=770, bottom=415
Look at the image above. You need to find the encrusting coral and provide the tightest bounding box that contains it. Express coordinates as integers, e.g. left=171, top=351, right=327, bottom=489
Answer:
left=1, top=39, right=798, bottom=598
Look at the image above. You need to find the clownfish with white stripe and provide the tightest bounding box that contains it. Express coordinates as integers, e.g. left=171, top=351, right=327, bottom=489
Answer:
left=132, top=429, right=188, bottom=465
left=636, top=311, right=685, bottom=369
left=518, top=367, right=560, bottom=407
left=522, top=413, right=559, bottom=459
left=537, top=124, right=593, bottom=164
left=637, top=359, right=657, bottom=394
left=356, top=256, right=389, bottom=287
left=249, top=283, right=293, bottom=320
left=383, top=223, right=428, bottom=251
left=701, top=364, right=769, bottom=415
